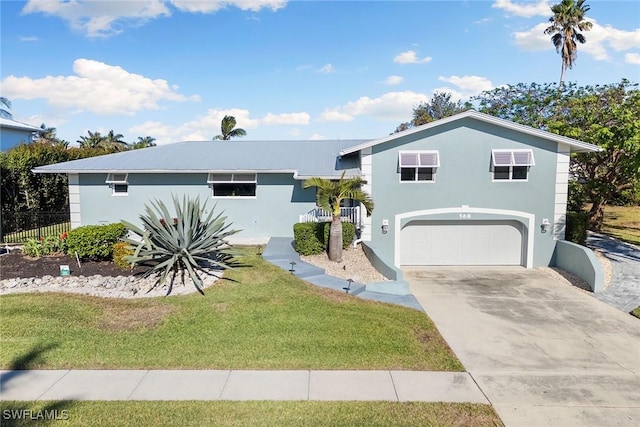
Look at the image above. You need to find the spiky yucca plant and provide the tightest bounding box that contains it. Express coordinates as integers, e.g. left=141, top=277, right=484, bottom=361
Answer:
left=122, top=195, right=239, bottom=295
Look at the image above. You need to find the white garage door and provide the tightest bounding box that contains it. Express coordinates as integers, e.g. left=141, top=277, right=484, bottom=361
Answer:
left=400, top=220, right=524, bottom=266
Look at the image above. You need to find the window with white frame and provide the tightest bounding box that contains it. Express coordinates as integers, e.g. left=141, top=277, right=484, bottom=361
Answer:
left=399, top=151, right=439, bottom=182
left=105, top=173, right=128, bottom=195
left=491, top=149, right=535, bottom=181
left=208, top=173, right=257, bottom=197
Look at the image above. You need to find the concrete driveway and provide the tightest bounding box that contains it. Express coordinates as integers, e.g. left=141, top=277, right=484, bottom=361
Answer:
left=405, top=266, right=640, bottom=427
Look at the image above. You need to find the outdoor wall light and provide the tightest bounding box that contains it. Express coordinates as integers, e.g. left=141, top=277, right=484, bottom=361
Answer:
left=541, top=218, right=551, bottom=233
left=381, top=219, right=389, bottom=234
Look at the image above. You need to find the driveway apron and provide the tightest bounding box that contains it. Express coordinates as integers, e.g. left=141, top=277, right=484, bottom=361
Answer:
left=405, top=266, right=640, bottom=427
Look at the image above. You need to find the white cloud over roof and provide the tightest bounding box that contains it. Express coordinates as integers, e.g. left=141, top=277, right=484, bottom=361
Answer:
left=1, top=59, right=199, bottom=115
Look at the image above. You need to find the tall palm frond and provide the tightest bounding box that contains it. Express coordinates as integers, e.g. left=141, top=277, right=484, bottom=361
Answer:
left=544, top=0, right=592, bottom=87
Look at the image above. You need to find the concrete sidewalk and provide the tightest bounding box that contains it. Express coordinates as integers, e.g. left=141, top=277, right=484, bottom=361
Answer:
left=0, top=369, right=488, bottom=403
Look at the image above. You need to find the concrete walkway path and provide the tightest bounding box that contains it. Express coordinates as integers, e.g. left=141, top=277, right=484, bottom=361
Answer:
left=0, top=369, right=488, bottom=403
left=587, top=232, right=640, bottom=313
left=262, top=237, right=423, bottom=311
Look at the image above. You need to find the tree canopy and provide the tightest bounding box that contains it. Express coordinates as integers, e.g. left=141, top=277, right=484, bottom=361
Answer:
left=473, top=80, right=640, bottom=229
left=394, top=92, right=470, bottom=133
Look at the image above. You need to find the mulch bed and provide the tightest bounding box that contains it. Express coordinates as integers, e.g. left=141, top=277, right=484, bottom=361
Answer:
left=0, top=251, right=143, bottom=280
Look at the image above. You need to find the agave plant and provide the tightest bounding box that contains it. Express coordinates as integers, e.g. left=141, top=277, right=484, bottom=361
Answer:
left=122, top=195, right=239, bottom=295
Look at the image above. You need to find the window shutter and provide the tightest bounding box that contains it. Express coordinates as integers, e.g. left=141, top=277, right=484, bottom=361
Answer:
left=513, top=150, right=535, bottom=166
left=492, top=151, right=513, bottom=166
left=419, top=152, right=439, bottom=167
left=399, top=152, right=418, bottom=167
left=105, top=173, right=128, bottom=183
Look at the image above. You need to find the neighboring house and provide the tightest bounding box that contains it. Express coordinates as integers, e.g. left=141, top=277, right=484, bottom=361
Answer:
left=0, top=117, right=40, bottom=151
left=33, top=110, right=601, bottom=277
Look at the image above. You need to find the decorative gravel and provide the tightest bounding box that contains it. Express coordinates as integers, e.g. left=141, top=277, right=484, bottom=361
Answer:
left=300, top=245, right=389, bottom=284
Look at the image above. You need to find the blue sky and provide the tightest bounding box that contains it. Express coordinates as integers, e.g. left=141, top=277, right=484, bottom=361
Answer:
left=1, top=0, right=639, bottom=145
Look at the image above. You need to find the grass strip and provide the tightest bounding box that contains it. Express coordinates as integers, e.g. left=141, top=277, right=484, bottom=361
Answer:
left=0, top=401, right=502, bottom=427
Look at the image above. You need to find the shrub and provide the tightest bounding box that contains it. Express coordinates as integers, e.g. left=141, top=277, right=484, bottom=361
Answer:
left=293, top=222, right=325, bottom=255
left=565, top=211, right=588, bottom=245
left=112, top=242, right=134, bottom=269
left=66, top=223, right=127, bottom=260
left=122, top=195, right=239, bottom=295
left=21, top=233, right=68, bottom=258
left=293, top=221, right=357, bottom=255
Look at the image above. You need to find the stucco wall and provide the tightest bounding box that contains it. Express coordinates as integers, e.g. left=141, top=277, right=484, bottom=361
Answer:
left=77, top=173, right=317, bottom=243
left=552, top=240, right=604, bottom=292
left=366, top=118, right=562, bottom=269
left=0, top=127, right=34, bottom=151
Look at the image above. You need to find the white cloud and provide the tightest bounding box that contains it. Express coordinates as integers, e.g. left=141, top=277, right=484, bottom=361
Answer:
left=129, top=108, right=309, bottom=145
left=492, top=0, right=551, bottom=18
left=385, top=75, right=403, bottom=85
left=319, top=109, right=354, bottom=122
left=513, top=19, right=640, bottom=62
left=625, top=53, right=640, bottom=65
left=393, top=50, right=432, bottom=64
left=1, top=59, right=200, bottom=115
left=318, top=64, right=335, bottom=74
left=296, top=64, right=313, bottom=71
left=22, top=0, right=287, bottom=37
left=437, top=75, right=494, bottom=97
left=309, top=133, right=324, bottom=140
left=320, top=91, right=429, bottom=123
left=19, top=35, right=39, bottom=42
left=22, top=0, right=171, bottom=37
left=262, top=112, right=310, bottom=125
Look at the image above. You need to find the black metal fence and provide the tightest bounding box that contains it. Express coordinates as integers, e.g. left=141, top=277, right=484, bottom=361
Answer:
left=1, top=211, right=71, bottom=244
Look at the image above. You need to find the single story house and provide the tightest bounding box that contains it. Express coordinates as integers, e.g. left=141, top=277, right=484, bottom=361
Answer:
left=0, top=117, right=41, bottom=151
left=34, top=110, right=601, bottom=281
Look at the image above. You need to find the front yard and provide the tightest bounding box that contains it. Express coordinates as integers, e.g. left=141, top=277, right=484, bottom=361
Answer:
left=0, top=248, right=507, bottom=426
left=600, top=205, right=640, bottom=246
left=0, top=247, right=461, bottom=371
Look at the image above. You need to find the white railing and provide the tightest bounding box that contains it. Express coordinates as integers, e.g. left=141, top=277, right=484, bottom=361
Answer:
left=299, top=207, right=361, bottom=227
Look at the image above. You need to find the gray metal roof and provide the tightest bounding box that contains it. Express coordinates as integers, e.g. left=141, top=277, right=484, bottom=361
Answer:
left=340, top=110, right=603, bottom=155
left=0, top=117, right=41, bottom=132
left=33, top=139, right=367, bottom=179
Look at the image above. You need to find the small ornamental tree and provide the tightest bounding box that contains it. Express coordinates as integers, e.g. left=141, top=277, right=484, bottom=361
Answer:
left=303, top=172, right=374, bottom=262
left=122, top=195, right=239, bottom=295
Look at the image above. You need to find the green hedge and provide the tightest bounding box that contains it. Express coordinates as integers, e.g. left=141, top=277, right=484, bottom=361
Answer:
left=293, top=222, right=356, bottom=255
left=565, top=211, right=588, bottom=246
left=66, top=223, right=127, bottom=260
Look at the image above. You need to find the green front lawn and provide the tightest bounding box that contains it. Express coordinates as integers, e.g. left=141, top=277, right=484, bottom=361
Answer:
left=0, top=401, right=502, bottom=427
left=0, top=247, right=462, bottom=371
left=600, top=205, right=640, bottom=246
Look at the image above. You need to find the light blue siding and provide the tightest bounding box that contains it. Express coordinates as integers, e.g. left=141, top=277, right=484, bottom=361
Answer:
left=367, top=117, right=561, bottom=268
left=0, top=127, right=34, bottom=151
left=78, top=173, right=316, bottom=241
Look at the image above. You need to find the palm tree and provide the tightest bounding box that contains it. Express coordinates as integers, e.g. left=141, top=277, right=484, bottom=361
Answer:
left=105, top=130, right=128, bottom=151
left=303, top=172, right=374, bottom=262
left=77, top=130, right=106, bottom=149
left=0, top=96, right=12, bottom=119
left=544, top=0, right=592, bottom=87
left=132, top=136, right=157, bottom=149
left=213, top=115, right=247, bottom=140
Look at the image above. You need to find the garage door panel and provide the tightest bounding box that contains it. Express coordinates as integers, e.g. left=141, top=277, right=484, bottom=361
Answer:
left=400, top=220, right=524, bottom=266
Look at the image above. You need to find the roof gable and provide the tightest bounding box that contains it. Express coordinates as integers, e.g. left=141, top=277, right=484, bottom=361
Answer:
left=339, top=110, right=602, bottom=155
